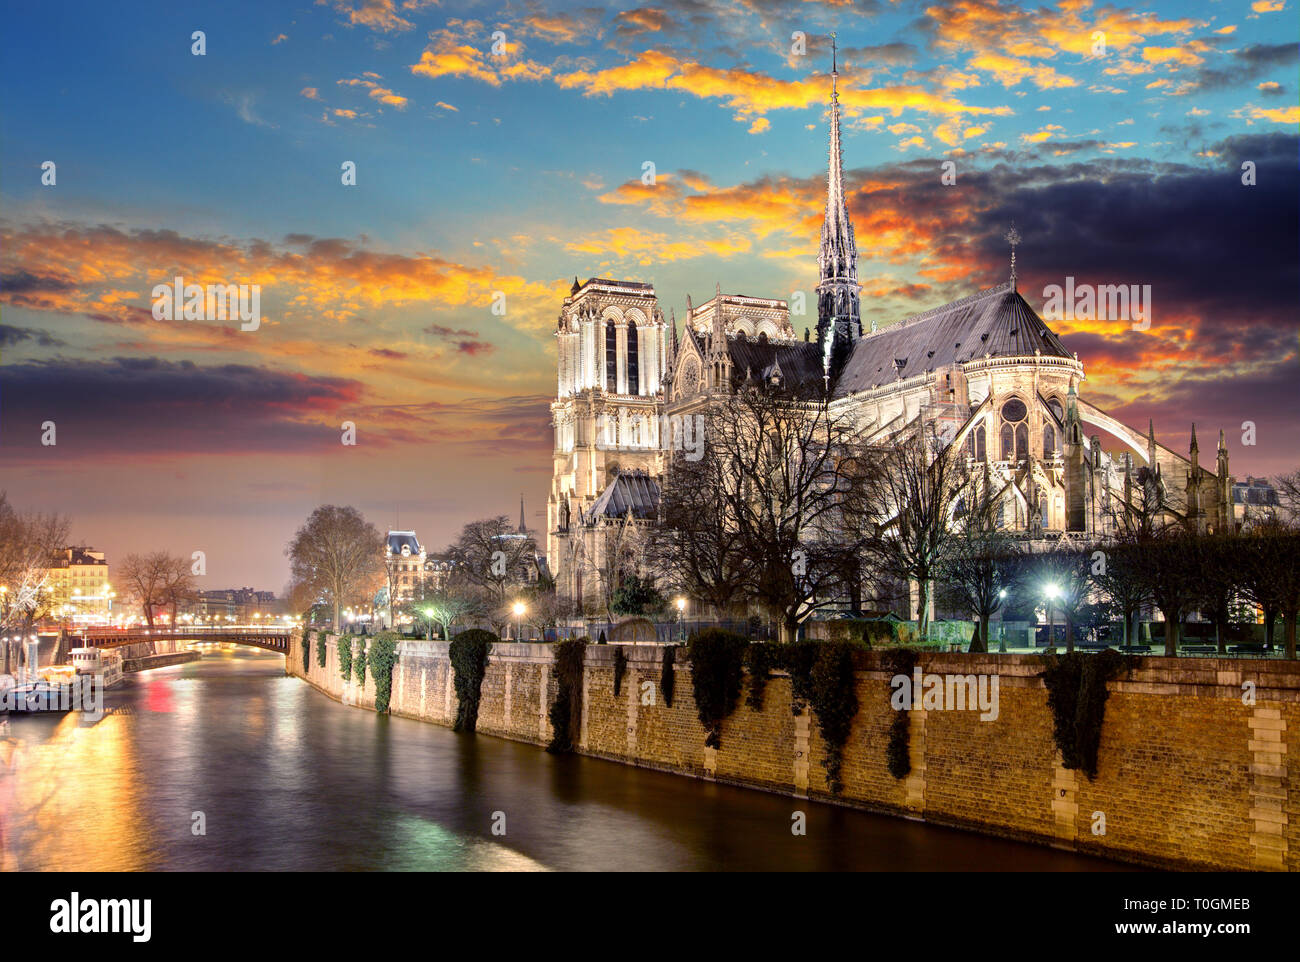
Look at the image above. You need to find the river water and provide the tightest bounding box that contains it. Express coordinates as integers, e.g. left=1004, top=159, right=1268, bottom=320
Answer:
left=0, top=650, right=1131, bottom=871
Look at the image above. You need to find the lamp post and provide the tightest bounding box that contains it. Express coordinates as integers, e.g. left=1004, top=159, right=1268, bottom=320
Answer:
left=1044, top=583, right=1061, bottom=647
left=512, top=601, right=526, bottom=642
left=675, top=597, right=686, bottom=641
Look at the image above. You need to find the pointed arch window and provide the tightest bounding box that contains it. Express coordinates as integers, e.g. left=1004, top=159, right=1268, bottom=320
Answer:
left=627, top=325, right=640, bottom=396
left=1000, top=424, right=1014, bottom=461
left=1015, top=423, right=1029, bottom=461
left=1043, top=424, right=1057, bottom=459
left=605, top=321, right=617, bottom=391
left=975, top=424, right=986, bottom=461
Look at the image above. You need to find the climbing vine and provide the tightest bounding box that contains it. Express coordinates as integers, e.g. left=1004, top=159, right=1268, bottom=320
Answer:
left=807, top=642, right=861, bottom=794
left=337, top=634, right=353, bottom=680
left=686, top=629, right=748, bottom=749
left=354, top=637, right=367, bottom=685
left=881, top=647, right=919, bottom=780
left=781, top=641, right=820, bottom=716
left=612, top=646, right=628, bottom=698
left=449, top=630, right=495, bottom=733
left=1041, top=649, right=1128, bottom=779
left=367, top=632, right=400, bottom=713
left=659, top=644, right=677, bottom=707
left=316, top=632, right=327, bottom=669
left=301, top=629, right=312, bottom=674
left=547, top=638, right=588, bottom=754
left=745, top=643, right=777, bottom=711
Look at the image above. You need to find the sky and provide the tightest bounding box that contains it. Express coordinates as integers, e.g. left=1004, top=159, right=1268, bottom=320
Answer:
left=0, top=0, right=1297, bottom=592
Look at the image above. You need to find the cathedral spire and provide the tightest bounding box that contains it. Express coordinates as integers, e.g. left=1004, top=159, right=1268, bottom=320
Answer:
left=816, top=30, right=861, bottom=383
left=1004, top=224, right=1021, bottom=292
left=519, top=495, right=527, bottom=534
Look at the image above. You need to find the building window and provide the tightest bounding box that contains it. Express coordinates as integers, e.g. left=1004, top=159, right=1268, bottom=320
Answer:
left=1043, top=424, right=1056, bottom=459
left=1000, top=423, right=1014, bottom=460
left=1015, top=423, right=1028, bottom=461
left=605, top=321, right=617, bottom=391
left=627, top=326, right=640, bottom=396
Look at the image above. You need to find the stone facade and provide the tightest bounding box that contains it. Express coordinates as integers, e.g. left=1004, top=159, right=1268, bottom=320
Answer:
left=289, top=632, right=1297, bottom=871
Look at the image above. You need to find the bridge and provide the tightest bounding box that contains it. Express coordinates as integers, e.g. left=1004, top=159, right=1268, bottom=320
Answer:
left=73, top=625, right=292, bottom=653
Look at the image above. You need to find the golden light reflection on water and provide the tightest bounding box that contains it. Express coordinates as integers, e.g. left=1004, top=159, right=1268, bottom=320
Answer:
left=1, top=708, right=150, bottom=871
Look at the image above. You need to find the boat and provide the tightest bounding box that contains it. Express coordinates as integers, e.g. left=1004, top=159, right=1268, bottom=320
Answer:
left=0, top=649, right=122, bottom=714
left=69, top=647, right=124, bottom=689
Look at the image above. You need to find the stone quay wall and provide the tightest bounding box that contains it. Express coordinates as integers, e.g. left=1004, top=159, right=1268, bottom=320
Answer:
left=287, top=632, right=1298, bottom=871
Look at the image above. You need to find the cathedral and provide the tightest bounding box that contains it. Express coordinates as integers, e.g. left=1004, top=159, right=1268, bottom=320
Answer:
left=547, top=46, right=1234, bottom=611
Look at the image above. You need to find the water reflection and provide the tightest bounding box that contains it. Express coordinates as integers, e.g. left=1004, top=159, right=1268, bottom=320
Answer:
left=0, top=650, right=1131, bottom=871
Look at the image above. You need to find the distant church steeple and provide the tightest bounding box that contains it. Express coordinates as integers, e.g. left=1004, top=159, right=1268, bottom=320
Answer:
left=815, top=31, right=862, bottom=388
left=519, top=495, right=527, bottom=534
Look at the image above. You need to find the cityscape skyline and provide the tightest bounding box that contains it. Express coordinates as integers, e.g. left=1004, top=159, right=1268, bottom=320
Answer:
left=1, top=0, right=1297, bottom=590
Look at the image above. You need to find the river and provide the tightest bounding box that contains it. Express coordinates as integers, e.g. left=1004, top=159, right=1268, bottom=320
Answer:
left=0, top=649, right=1132, bottom=871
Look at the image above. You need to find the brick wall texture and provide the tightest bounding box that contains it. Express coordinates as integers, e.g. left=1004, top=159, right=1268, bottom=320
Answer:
left=289, top=633, right=1298, bottom=871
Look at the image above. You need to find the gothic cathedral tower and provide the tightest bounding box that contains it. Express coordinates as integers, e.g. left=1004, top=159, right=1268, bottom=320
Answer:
left=815, top=34, right=862, bottom=389
left=548, top=278, right=668, bottom=600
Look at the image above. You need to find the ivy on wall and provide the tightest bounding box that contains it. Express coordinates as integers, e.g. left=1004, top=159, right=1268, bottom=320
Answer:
left=745, top=643, right=777, bottom=711
left=881, top=647, right=919, bottom=780
left=807, top=642, right=861, bottom=794
left=354, top=638, right=367, bottom=685
left=781, top=641, right=820, bottom=716
left=367, top=632, right=400, bottom=713
left=301, top=629, right=312, bottom=674
left=548, top=638, right=588, bottom=754
left=613, top=646, right=628, bottom=698
left=660, top=644, right=677, bottom=707
left=316, top=633, right=327, bottom=669
left=1041, top=649, right=1128, bottom=780
left=337, top=635, right=353, bottom=680
left=686, top=629, right=748, bottom=749
left=449, top=630, right=495, bottom=733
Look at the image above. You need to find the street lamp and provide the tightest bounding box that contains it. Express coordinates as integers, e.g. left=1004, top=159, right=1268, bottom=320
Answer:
left=675, top=597, right=686, bottom=641
left=1044, top=583, right=1061, bottom=646
left=512, top=601, right=526, bottom=641
left=423, top=607, right=435, bottom=641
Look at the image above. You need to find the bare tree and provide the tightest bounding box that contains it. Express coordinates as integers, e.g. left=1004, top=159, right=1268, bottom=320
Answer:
left=445, top=516, right=538, bottom=635
left=1234, top=516, right=1300, bottom=658
left=420, top=584, right=478, bottom=640
left=652, top=447, right=753, bottom=615
left=936, top=467, right=1023, bottom=652
left=119, top=551, right=194, bottom=627
left=0, top=496, right=69, bottom=673
left=286, top=505, right=384, bottom=629
left=859, top=430, right=969, bottom=641
left=669, top=388, right=866, bottom=642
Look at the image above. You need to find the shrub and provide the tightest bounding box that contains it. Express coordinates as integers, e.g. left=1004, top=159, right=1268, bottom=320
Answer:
left=337, top=635, right=353, bottom=680
left=613, top=646, right=628, bottom=698
left=368, top=632, right=400, bottom=713
left=449, top=629, right=495, bottom=733
left=316, top=633, right=327, bottom=669
left=881, top=648, right=919, bottom=780
left=686, top=629, right=748, bottom=749
left=547, top=638, right=588, bottom=753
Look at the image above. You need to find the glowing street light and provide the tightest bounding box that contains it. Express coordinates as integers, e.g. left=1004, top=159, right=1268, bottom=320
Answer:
left=1043, top=583, right=1062, bottom=646
left=512, top=601, right=526, bottom=641
left=676, top=597, right=687, bottom=640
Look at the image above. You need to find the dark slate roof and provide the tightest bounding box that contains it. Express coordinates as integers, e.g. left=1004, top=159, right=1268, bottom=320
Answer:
left=832, top=283, right=1072, bottom=398
left=585, top=470, right=661, bottom=523
left=726, top=336, right=824, bottom=392
left=387, top=531, right=422, bottom=555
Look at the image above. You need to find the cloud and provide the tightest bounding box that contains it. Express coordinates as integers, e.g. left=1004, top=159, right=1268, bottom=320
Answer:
left=0, top=223, right=561, bottom=333
left=324, top=0, right=414, bottom=33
